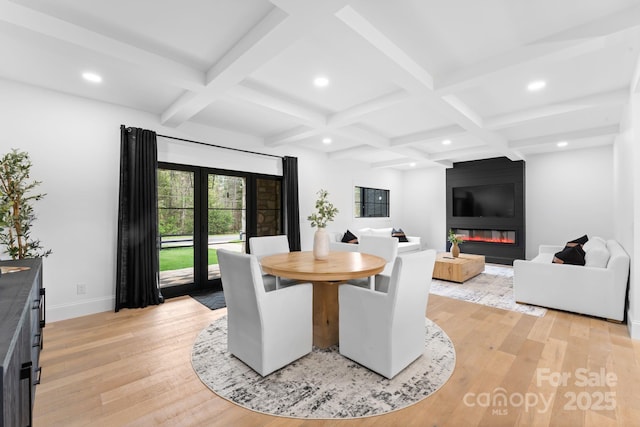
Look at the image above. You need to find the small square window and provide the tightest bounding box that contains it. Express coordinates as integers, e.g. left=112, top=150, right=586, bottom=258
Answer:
left=354, top=186, right=389, bottom=218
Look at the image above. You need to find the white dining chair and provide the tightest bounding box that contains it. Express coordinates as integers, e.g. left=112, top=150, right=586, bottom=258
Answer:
left=338, top=249, right=436, bottom=379
left=217, top=249, right=313, bottom=376
left=348, top=235, right=398, bottom=290
left=249, top=235, right=296, bottom=291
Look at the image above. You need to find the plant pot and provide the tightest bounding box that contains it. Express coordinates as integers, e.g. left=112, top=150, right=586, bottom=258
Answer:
left=451, top=242, right=460, bottom=258
left=313, top=227, right=330, bottom=260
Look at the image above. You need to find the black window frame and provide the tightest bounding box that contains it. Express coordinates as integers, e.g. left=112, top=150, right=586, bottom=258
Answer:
left=158, top=162, right=283, bottom=297
left=354, top=186, right=390, bottom=218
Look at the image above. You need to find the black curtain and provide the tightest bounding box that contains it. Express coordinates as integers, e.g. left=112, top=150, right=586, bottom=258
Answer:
left=282, top=156, right=301, bottom=251
left=115, top=125, right=163, bottom=311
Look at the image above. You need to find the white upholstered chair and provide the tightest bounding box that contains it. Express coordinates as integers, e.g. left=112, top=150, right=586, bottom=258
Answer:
left=217, top=249, right=313, bottom=376
left=249, top=235, right=296, bottom=290
left=348, top=235, right=399, bottom=290
left=339, top=249, right=436, bottom=379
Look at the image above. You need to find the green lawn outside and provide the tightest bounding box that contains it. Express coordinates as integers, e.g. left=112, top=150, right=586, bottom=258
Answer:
left=159, top=247, right=218, bottom=271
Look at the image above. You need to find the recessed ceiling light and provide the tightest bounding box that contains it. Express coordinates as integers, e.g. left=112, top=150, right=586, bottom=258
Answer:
left=409, top=162, right=416, bottom=167
left=82, top=72, right=102, bottom=83
left=442, top=139, right=452, bottom=145
left=322, top=137, right=332, bottom=144
left=527, top=80, right=546, bottom=92
left=557, top=141, right=569, bottom=148
left=313, top=76, right=329, bottom=88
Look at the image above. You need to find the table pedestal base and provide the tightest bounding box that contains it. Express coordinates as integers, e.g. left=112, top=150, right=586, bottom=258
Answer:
left=312, top=281, right=340, bottom=348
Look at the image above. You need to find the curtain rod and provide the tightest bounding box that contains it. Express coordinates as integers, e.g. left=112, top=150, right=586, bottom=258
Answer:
left=157, top=133, right=283, bottom=160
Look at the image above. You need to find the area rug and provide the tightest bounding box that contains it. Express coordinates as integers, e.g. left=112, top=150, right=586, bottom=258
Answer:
left=430, top=263, right=547, bottom=317
left=192, top=315, right=456, bottom=419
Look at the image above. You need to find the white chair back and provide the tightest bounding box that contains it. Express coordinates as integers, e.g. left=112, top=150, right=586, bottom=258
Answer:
left=358, top=235, right=398, bottom=263
left=217, top=249, right=265, bottom=361
left=338, top=249, right=437, bottom=379
left=248, top=235, right=292, bottom=290
left=387, top=250, right=436, bottom=319
left=217, top=248, right=313, bottom=376
left=249, top=235, right=290, bottom=258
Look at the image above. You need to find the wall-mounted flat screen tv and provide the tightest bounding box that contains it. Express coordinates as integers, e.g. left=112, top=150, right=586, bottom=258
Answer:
left=452, top=183, right=515, bottom=217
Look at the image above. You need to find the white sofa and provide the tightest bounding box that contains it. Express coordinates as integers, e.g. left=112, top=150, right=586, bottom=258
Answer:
left=328, top=228, right=421, bottom=253
left=513, top=238, right=629, bottom=321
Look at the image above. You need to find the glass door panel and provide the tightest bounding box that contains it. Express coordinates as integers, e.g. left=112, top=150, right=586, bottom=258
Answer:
left=207, top=174, right=246, bottom=281
left=158, top=169, right=195, bottom=288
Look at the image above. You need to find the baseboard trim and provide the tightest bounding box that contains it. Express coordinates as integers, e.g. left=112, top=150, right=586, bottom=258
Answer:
left=627, top=308, right=640, bottom=340
left=47, top=296, right=114, bottom=322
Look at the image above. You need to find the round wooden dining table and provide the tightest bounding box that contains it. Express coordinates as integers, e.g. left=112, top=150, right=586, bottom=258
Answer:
left=260, top=251, right=385, bottom=348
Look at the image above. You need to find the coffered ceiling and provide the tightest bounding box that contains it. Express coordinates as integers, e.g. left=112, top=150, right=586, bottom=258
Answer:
left=2, top=0, right=639, bottom=169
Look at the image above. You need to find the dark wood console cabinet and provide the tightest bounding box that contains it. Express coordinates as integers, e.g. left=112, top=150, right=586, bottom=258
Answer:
left=0, top=258, right=44, bottom=427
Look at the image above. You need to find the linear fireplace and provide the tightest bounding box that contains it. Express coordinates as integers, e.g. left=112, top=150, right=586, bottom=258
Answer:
left=446, top=158, right=525, bottom=265
left=452, top=229, right=516, bottom=245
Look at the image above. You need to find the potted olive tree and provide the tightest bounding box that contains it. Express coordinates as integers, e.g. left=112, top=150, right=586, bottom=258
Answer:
left=0, top=149, right=51, bottom=259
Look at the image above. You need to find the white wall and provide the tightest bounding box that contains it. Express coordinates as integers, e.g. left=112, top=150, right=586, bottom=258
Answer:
left=402, top=167, right=447, bottom=251
left=615, top=93, right=640, bottom=339
left=0, top=79, right=407, bottom=321
left=525, top=146, right=614, bottom=258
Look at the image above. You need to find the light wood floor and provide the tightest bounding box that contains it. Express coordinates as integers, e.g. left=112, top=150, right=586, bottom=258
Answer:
left=34, top=294, right=640, bottom=427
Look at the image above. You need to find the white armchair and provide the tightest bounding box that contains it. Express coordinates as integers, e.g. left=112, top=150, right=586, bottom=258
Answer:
left=217, top=249, right=313, bottom=376
left=249, top=235, right=296, bottom=290
left=339, top=249, right=437, bottom=379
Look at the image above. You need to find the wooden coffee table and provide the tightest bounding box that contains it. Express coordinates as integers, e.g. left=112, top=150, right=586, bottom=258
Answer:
left=433, top=253, right=485, bottom=283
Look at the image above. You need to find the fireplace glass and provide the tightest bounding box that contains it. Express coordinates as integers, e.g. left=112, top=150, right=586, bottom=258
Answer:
left=452, top=229, right=516, bottom=245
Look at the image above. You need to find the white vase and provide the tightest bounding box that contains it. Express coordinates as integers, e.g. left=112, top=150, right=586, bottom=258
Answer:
left=313, top=227, right=330, bottom=260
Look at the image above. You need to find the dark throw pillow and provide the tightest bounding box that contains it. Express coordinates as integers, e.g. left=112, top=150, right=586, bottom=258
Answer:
left=392, top=228, right=409, bottom=243
left=552, top=245, right=586, bottom=266
left=566, top=234, right=588, bottom=247
left=341, top=229, right=358, bottom=244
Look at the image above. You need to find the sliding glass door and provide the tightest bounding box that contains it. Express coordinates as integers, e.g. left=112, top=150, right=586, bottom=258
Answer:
left=158, top=163, right=281, bottom=297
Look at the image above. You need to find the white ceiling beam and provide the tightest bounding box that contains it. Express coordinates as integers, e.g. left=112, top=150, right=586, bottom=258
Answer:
left=370, top=158, right=418, bottom=169
left=265, top=122, right=391, bottom=148
left=486, top=89, right=628, bottom=130
left=230, top=83, right=405, bottom=148
left=441, top=95, right=484, bottom=128
left=161, top=7, right=299, bottom=126
left=328, top=89, right=409, bottom=127
left=390, top=145, right=430, bottom=160
left=435, top=160, right=454, bottom=168
left=265, top=126, right=319, bottom=146
left=228, top=82, right=326, bottom=126
left=370, top=155, right=453, bottom=169
left=535, top=3, right=640, bottom=43
left=337, top=5, right=522, bottom=162
left=435, top=6, right=640, bottom=96
left=332, top=125, right=390, bottom=148
left=435, top=41, right=607, bottom=96
left=0, top=1, right=204, bottom=90
left=390, top=125, right=466, bottom=147
left=508, top=125, right=620, bottom=149
left=327, top=145, right=372, bottom=160
left=336, top=6, right=434, bottom=90
left=204, top=8, right=290, bottom=86
left=427, top=146, right=496, bottom=162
